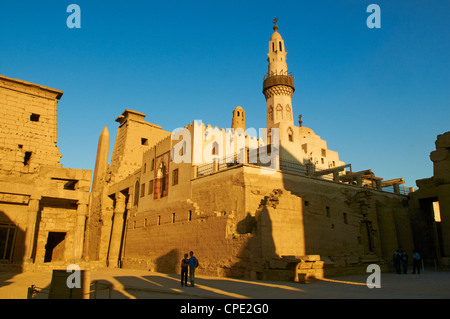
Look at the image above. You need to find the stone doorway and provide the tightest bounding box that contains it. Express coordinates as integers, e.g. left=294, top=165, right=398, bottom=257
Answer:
left=44, top=232, right=66, bottom=263
left=418, top=197, right=442, bottom=260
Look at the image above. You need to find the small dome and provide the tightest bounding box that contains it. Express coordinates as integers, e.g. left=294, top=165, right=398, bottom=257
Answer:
left=270, top=31, right=283, bottom=41
left=298, top=126, right=316, bottom=136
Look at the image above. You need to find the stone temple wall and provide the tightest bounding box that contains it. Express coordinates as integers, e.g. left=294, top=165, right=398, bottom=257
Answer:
left=121, top=164, right=412, bottom=280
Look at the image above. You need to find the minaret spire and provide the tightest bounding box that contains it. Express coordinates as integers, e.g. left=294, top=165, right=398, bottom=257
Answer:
left=263, top=19, right=295, bottom=131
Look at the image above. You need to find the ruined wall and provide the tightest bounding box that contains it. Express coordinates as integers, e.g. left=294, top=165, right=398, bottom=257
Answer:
left=122, top=166, right=252, bottom=277
left=108, top=110, right=170, bottom=183
left=409, top=131, right=450, bottom=266
left=245, top=167, right=412, bottom=271
left=0, top=76, right=63, bottom=175
left=121, top=163, right=412, bottom=279
left=0, top=76, right=92, bottom=269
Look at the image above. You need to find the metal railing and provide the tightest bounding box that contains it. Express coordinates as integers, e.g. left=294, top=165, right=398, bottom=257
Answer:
left=279, top=158, right=308, bottom=175
left=194, top=152, right=410, bottom=196
left=197, top=163, right=214, bottom=177
left=379, top=184, right=411, bottom=195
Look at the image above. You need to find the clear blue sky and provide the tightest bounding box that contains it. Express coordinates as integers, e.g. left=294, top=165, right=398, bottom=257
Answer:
left=1, top=0, right=449, bottom=188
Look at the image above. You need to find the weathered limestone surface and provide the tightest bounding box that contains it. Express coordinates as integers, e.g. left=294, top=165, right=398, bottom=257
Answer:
left=409, top=131, right=450, bottom=266
left=119, top=164, right=411, bottom=280
left=0, top=76, right=91, bottom=270
left=0, top=75, right=63, bottom=174
left=87, top=21, right=418, bottom=278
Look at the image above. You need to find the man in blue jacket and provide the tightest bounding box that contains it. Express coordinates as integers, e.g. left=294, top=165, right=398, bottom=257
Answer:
left=188, top=251, right=199, bottom=287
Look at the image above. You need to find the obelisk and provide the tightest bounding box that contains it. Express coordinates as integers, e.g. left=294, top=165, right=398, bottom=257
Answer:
left=92, top=125, right=110, bottom=192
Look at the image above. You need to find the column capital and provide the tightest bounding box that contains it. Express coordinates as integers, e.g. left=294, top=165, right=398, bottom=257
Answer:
left=27, top=198, right=40, bottom=212
left=113, top=192, right=127, bottom=214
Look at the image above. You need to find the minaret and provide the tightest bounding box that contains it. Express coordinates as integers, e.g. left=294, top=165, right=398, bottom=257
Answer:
left=263, top=18, right=295, bottom=131
left=231, top=106, right=246, bottom=131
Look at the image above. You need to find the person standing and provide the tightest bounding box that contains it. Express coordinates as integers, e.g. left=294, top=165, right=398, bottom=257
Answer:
left=393, top=249, right=402, bottom=274
left=401, top=249, right=408, bottom=274
left=412, top=250, right=421, bottom=274
left=188, top=251, right=199, bottom=287
left=181, top=253, right=189, bottom=286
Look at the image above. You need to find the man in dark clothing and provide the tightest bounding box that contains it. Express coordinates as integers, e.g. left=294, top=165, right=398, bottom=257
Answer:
left=181, top=253, right=189, bottom=286
left=393, top=249, right=402, bottom=274
left=401, top=249, right=408, bottom=274
left=412, top=250, right=421, bottom=274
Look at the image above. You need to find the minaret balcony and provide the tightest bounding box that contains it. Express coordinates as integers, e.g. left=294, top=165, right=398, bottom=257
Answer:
left=263, top=72, right=295, bottom=93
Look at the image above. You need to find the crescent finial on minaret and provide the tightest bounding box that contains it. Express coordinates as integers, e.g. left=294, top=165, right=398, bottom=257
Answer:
left=272, top=17, right=278, bottom=31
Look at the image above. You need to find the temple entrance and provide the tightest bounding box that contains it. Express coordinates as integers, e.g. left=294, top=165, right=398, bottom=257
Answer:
left=418, top=197, right=442, bottom=260
left=44, top=232, right=66, bottom=262
left=433, top=201, right=444, bottom=258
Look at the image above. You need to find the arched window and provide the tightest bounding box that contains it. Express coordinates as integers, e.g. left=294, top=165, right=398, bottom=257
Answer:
left=288, top=127, right=294, bottom=142
left=276, top=104, right=283, bottom=120
left=286, top=105, right=292, bottom=119
left=212, top=141, right=219, bottom=156
left=279, top=41, right=283, bottom=51
left=268, top=105, right=273, bottom=121
left=178, top=141, right=186, bottom=157
left=272, top=42, right=275, bottom=52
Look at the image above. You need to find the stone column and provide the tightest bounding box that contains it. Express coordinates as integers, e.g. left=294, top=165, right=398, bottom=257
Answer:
left=376, top=180, right=382, bottom=191
left=98, top=195, right=114, bottom=264
left=107, top=192, right=126, bottom=267
left=333, top=171, right=340, bottom=182
left=24, top=198, right=40, bottom=262
left=306, top=163, right=315, bottom=176
left=356, top=175, right=363, bottom=187
left=393, top=183, right=400, bottom=194
left=73, top=203, right=88, bottom=260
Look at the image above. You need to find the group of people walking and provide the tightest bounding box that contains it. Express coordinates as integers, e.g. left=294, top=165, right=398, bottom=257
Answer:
left=393, top=248, right=422, bottom=274
left=180, top=251, right=199, bottom=287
